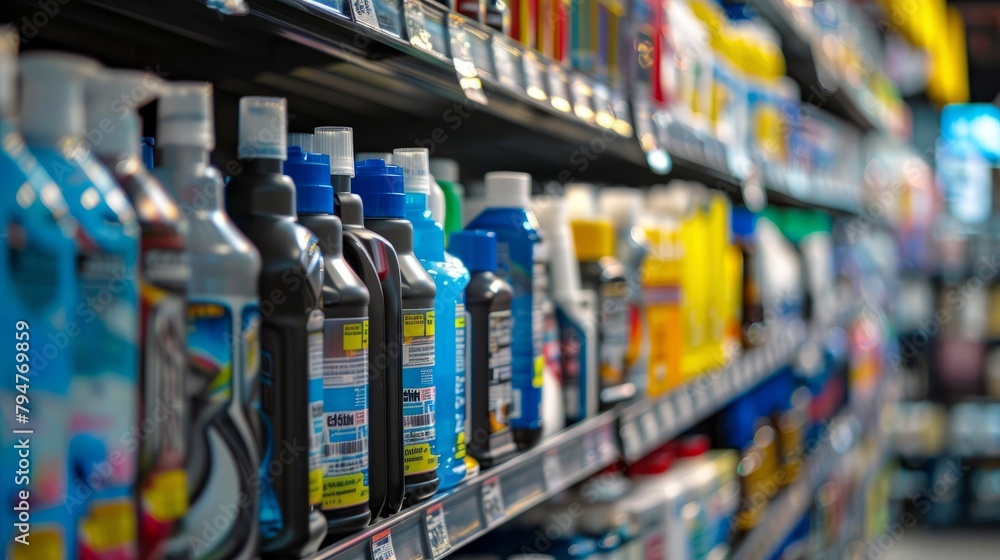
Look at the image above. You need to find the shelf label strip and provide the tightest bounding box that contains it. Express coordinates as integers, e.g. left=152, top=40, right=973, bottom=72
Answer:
left=447, top=14, right=489, bottom=105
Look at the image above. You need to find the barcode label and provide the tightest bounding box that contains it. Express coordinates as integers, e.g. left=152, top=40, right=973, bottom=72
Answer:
left=404, top=412, right=435, bottom=429
left=323, top=440, right=368, bottom=456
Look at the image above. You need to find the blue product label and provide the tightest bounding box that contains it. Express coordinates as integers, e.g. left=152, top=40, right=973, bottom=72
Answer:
left=402, top=308, right=437, bottom=474
left=185, top=298, right=257, bottom=554
left=495, top=241, right=544, bottom=430
left=242, top=305, right=262, bottom=425
left=72, top=249, right=139, bottom=559
left=320, top=317, right=370, bottom=510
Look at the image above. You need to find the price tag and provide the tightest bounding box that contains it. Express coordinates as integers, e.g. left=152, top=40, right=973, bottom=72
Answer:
left=597, top=427, right=617, bottom=463
left=658, top=399, right=676, bottom=432
left=713, top=370, right=728, bottom=398
left=492, top=35, right=524, bottom=93
left=371, top=529, right=397, bottom=560
left=350, top=0, right=381, bottom=30
left=640, top=409, right=660, bottom=441
left=425, top=504, right=452, bottom=558
left=547, top=63, right=572, bottom=113
left=481, top=476, right=506, bottom=526
left=610, top=89, right=633, bottom=135
left=675, top=389, right=694, bottom=425
left=620, top=420, right=640, bottom=460
left=447, top=15, right=488, bottom=104
left=592, top=81, right=614, bottom=128
left=521, top=50, right=549, bottom=102
left=543, top=449, right=563, bottom=492
left=570, top=73, right=595, bottom=124
left=403, top=0, right=434, bottom=55
left=369, top=0, right=403, bottom=37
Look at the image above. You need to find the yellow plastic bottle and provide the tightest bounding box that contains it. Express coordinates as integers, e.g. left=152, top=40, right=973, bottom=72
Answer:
left=640, top=218, right=684, bottom=396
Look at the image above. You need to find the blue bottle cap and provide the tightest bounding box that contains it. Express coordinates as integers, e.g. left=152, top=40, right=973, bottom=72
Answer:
left=449, top=229, right=498, bottom=273
left=731, top=207, right=757, bottom=239
left=141, top=136, right=155, bottom=170
left=352, top=158, right=405, bottom=219
left=284, top=146, right=333, bottom=214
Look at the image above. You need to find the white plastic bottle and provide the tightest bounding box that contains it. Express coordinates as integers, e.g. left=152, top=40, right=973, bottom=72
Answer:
left=532, top=196, right=599, bottom=423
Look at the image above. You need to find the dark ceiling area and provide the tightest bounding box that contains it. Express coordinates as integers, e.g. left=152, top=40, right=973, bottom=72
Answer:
left=958, top=3, right=1000, bottom=102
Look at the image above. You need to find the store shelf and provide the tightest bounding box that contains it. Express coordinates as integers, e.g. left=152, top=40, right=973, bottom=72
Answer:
left=2, top=0, right=876, bottom=215
left=730, top=370, right=899, bottom=560
left=745, top=0, right=893, bottom=136
left=309, top=331, right=798, bottom=559
left=618, top=324, right=804, bottom=463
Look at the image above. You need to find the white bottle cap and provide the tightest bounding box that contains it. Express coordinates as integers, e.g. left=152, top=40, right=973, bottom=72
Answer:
left=0, top=27, right=16, bottom=118
left=287, top=132, right=314, bottom=153
left=19, top=52, right=102, bottom=145
left=429, top=158, right=460, bottom=183
left=85, top=69, right=162, bottom=159
left=157, top=81, right=215, bottom=150
left=356, top=152, right=392, bottom=164
left=484, top=171, right=531, bottom=208
left=599, top=187, right=644, bottom=228
left=314, top=126, right=355, bottom=177
left=563, top=182, right=596, bottom=218
left=238, top=96, right=286, bottom=160
left=392, top=147, right=431, bottom=195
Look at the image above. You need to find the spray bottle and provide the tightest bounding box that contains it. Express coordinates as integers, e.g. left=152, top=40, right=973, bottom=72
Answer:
left=533, top=197, right=598, bottom=423
left=85, top=69, right=190, bottom=560
left=395, top=147, right=471, bottom=491
left=153, top=82, right=262, bottom=559
left=318, top=128, right=405, bottom=518
left=20, top=52, right=141, bottom=560
left=225, top=97, right=327, bottom=556
left=0, top=36, right=79, bottom=559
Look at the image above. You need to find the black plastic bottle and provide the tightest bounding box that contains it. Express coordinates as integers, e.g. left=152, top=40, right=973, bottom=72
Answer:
left=570, top=218, right=636, bottom=409
left=449, top=230, right=517, bottom=467
left=225, top=97, right=327, bottom=557
left=285, top=145, right=372, bottom=537
left=315, top=127, right=404, bottom=518
left=352, top=158, right=440, bottom=504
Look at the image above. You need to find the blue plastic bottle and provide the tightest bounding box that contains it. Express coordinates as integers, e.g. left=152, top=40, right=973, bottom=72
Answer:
left=20, top=52, right=141, bottom=559
left=466, top=172, right=546, bottom=449
left=394, top=148, right=471, bottom=490
left=0, top=37, right=80, bottom=558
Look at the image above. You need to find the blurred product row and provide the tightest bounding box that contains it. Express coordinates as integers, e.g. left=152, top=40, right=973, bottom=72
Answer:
left=0, top=28, right=899, bottom=560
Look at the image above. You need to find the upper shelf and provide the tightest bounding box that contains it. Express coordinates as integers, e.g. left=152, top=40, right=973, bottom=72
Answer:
left=3, top=0, right=870, bottom=214
left=745, top=0, right=903, bottom=137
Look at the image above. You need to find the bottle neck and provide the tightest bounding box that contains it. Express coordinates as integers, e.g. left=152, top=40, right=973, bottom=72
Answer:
left=406, top=192, right=445, bottom=261
left=158, top=145, right=224, bottom=212
left=233, top=158, right=294, bottom=217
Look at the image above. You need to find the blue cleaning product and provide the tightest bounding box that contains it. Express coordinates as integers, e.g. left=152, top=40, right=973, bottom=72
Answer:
left=86, top=69, right=191, bottom=560
left=154, top=82, right=262, bottom=560
left=20, top=52, right=141, bottom=560
left=352, top=158, right=440, bottom=504
left=286, top=145, right=373, bottom=537
left=225, top=97, right=327, bottom=555
left=395, top=147, right=471, bottom=490
left=0, top=36, right=80, bottom=559
left=466, top=172, right=546, bottom=449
